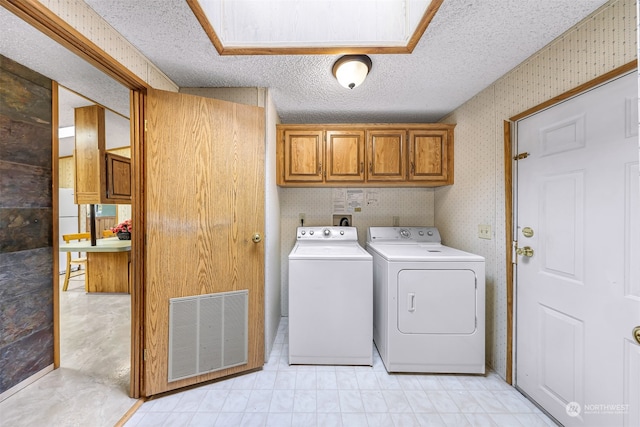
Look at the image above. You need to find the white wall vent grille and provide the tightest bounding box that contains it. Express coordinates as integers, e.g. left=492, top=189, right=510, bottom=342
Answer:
left=168, top=290, right=248, bottom=382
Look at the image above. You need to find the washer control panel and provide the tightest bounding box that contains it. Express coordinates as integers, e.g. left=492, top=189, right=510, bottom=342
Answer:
left=297, top=226, right=357, bottom=241
left=367, top=226, right=441, bottom=243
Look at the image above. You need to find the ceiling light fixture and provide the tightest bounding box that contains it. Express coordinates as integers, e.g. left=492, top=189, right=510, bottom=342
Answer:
left=332, top=55, right=372, bottom=89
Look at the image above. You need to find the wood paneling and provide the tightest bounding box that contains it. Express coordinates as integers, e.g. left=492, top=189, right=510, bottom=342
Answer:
left=0, top=116, right=52, bottom=168
left=0, top=54, right=53, bottom=395
left=0, top=161, right=52, bottom=208
left=87, top=216, right=116, bottom=235
left=0, top=208, right=52, bottom=252
left=58, top=156, right=74, bottom=189
left=145, top=88, right=265, bottom=396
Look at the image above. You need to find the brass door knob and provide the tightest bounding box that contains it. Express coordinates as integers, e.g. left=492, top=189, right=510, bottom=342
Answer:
left=633, top=326, right=640, bottom=345
left=516, top=246, right=534, bottom=257
left=252, top=233, right=262, bottom=243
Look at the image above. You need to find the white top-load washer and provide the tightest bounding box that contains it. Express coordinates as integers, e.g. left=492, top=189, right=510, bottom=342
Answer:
left=289, top=226, right=373, bottom=365
left=366, top=226, right=485, bottom=374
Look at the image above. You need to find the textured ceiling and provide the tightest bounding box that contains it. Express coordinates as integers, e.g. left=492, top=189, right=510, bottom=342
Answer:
left=1, top=0, right=610, bottom=125
left=0, top=6, right=131, bottom=126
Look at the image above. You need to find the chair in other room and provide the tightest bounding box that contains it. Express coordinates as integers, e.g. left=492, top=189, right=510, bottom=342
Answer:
left=62, top=232, right=91, bottom=291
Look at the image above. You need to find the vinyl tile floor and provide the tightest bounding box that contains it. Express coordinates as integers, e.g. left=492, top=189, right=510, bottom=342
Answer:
left=125, top=317, right=557, bottom=427
left=1, top=276, right=557, bottom=427
left=0, top=272, right=137, bottom=427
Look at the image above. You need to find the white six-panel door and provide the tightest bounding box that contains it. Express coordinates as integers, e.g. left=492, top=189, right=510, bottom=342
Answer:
left=515, top=72, right=640, bottom=426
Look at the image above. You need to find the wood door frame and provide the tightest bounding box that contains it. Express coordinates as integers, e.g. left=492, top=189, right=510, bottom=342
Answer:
left=504, top=60, right=638, bottom=384
left=1, top=0, right=150, bottom=398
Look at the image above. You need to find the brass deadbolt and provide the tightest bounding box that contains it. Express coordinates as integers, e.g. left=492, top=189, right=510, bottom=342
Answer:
left=522, top=227, right=534, bottom=238
left=252, top=233, right=262, bottom=243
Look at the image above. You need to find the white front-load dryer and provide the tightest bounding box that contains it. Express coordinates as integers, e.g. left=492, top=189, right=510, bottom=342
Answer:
left=366, top=226, right=485, bottom=374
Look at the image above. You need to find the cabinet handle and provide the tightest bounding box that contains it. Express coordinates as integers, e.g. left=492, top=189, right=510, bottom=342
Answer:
left=360, top=162, right=363, bottom=173
left=410, top=161, right=415, bottom=174
left=369, top=162, right=372, bottom=173
left=318, top=163, right=322, bottom=174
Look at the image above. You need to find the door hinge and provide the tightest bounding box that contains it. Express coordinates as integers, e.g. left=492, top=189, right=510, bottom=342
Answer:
left=514, top=152, right=530, bottom=160
left=144, top=119, right=148, bottom=132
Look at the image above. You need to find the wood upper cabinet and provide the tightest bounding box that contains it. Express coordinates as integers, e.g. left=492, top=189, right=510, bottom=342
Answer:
left=74, top=105, right=131, bottom=204
left=367, top=129, right=406, bottom=182
left=326, top=130, right=365, bottom=182
left=282, top=129, right=323, bottom=182
left=408, top=128, right=451, bottom=183
left=277, top=123, right=454, bottom=187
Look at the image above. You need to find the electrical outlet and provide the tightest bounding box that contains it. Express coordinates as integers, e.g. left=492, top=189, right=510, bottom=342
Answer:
left=478, top=224, right=492, bottom=240
left=393, top=216, right=400, bottom=227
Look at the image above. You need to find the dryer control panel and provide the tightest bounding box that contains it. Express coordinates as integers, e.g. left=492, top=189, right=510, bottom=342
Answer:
left=367, top=226, right=441, bottom=243
left=296, top=226, right=358, bottom=241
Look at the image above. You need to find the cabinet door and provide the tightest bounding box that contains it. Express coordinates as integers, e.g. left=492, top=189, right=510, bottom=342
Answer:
left=367, top=130, right=406, bottom=181
left=326, top=130, right=365, bottom=182
left=408, top=129, right=451, bottom=182
left=105, top=152, right=132, bottom=203
left=283, top=130, right=323, bottom=182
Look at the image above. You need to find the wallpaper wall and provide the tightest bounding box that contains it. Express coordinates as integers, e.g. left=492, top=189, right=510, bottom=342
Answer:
left=435, top=0, right=637, bottom=379
left=40, top=0, right=177, bottom=92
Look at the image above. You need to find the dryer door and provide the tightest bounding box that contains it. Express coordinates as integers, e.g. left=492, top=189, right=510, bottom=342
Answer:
left=397, top=269, right=477, bottom=334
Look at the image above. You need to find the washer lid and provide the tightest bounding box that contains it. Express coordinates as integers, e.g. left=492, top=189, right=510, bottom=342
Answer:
left=366, top=242, right=484, bottom=262
left=289, top=242, right=372, bottom=260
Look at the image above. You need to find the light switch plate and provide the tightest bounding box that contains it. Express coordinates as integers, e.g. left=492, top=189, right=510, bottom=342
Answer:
left=478, top=224, right=492, bottom=239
